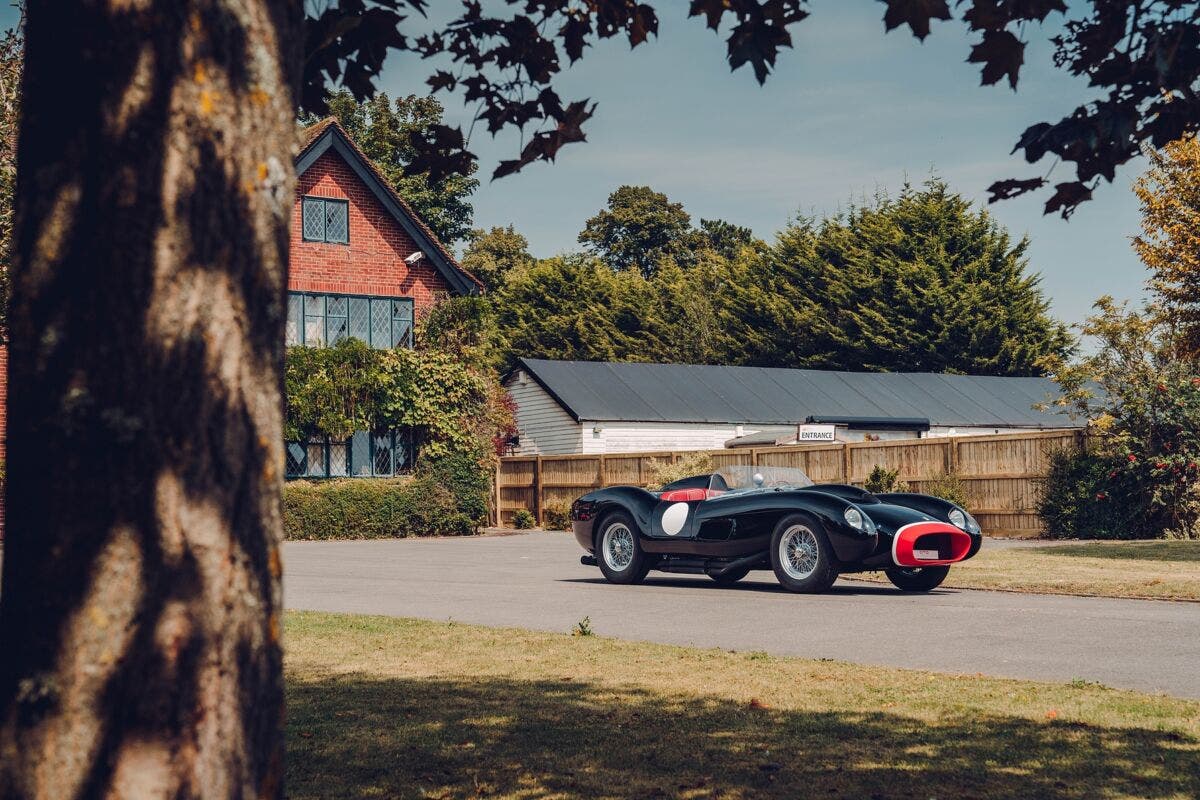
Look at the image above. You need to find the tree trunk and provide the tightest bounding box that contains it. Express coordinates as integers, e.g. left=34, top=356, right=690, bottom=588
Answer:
left=0, top=1, right=299, bottom=797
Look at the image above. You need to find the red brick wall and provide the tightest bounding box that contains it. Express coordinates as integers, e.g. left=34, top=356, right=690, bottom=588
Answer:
left=290, top=150, right=453, bottom=311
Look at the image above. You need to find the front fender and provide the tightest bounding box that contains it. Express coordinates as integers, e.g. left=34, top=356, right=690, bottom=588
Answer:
left=786, top=489, right=880, bottom=563
left=877, top=492, right=983, bottom=558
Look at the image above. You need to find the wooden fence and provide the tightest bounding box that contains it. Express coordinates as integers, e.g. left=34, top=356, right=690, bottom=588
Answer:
left=495, top=428, right=1084, bottom=537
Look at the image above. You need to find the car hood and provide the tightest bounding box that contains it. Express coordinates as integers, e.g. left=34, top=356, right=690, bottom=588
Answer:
left=860, top=502, right=939, bottom=536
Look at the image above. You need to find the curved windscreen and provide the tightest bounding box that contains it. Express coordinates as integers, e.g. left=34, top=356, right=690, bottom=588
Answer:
left=711, top=465, right=814, bottom=491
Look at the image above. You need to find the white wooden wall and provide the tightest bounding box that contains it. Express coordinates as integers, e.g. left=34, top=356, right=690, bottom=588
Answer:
left=506, top=375, right=582, bottom=455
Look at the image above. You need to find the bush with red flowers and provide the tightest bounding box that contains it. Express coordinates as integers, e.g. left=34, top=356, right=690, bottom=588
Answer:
left=1040, top=298, right=1200, bottom=539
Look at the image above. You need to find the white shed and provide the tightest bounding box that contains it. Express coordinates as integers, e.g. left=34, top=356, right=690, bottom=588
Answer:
left=502, top=358, right=1081, bottom=456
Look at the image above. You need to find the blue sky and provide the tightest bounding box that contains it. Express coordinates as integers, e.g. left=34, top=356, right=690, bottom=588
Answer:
left=0, top=2, right=1146, bottom=328
left=375, top=1, right=1147, bottom=330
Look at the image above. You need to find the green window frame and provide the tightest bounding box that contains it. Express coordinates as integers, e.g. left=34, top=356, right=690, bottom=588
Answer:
left=301, top=196, right=350, bottom=244
left=285, top=291, right=413, bottom=349
left=284, top=429, right=416, bottom=480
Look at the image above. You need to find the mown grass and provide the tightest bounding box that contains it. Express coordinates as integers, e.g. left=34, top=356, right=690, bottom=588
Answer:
left=286, top=611, right=1200, bottom=800
left=852, top=539, right=1200, bottom=600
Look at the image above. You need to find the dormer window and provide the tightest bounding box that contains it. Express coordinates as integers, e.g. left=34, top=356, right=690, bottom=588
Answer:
left=301, top=195, right=349, bottom=244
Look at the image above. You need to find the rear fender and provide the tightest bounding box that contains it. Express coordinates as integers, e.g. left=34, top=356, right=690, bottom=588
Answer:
left=571, top=486, right=659, bottom=551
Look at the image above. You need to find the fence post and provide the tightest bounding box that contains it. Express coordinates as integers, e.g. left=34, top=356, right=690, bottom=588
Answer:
left=598, top=454, right=607, bottom=489
left=534, top=455, right=543, bottom=526
left=842, top=442, right=852, bottom=483
left=948, top=438, right=960, bottom=474
left=492, top=460, right=501, bottom=527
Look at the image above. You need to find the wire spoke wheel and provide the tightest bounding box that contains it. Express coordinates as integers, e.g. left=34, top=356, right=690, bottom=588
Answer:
left=602, top=522, right=635, bottom=571
left=779, top=525, right=820, bottom=580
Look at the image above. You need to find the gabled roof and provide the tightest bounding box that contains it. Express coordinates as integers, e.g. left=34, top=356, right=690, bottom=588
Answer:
left=508, top=358, right=1082, bottom=429
left=297, top=118, right=482, bottom=295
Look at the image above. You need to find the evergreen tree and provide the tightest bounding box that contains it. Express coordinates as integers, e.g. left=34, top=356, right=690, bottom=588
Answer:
left=756, top=181, right=1074, bottom=375
left=326, top=91, right=479, bottom=244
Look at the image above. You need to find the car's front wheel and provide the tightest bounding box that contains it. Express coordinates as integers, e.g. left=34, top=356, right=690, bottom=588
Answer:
left=770, top=513, right=839, bottom=593
left=596, top=512, right=651, bottom=585
left=885, top=566, right=950, bottom=592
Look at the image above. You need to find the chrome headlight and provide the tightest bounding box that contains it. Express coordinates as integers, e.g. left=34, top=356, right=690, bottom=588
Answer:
left=843, top=507, right=865, bottom=530
left=948, top=508, right=980, bottom=533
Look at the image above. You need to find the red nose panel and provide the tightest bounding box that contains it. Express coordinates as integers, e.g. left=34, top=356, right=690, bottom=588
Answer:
left=659, top=488, right=724, bottom=502
left=892, top=522, right=973, bottom=567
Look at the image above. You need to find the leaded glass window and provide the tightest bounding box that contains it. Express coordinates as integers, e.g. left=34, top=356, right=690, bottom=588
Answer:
left=304, top=294, right=325, bottom=345
left=284, top=429, right=415, bottom=480
left=287, top=292, right=414, bottom=349
left=301, top=196, right=349, bottom=244
left=285, top=294, right=301, bottom=346
left=327, top=296, right=349, bottom=343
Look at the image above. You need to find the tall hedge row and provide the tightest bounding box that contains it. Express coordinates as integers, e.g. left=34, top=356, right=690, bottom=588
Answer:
left=283, top=477, right=475, bottom=540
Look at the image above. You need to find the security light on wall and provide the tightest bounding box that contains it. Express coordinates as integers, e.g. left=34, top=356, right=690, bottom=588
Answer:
left=404, top=251, right=425, bottom=265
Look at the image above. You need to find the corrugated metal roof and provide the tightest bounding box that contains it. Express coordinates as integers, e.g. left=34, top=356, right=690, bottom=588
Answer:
left=511, top=358, right=1081, bottom=429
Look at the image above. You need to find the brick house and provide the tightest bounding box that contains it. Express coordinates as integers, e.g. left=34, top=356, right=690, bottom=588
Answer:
left=0, top=117, right=480, bottom=528
left=284, top=117, right=482, bottom=479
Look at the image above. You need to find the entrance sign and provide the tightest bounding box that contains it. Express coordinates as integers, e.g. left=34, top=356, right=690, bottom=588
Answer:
left=797, top=424, right=836, bottom=442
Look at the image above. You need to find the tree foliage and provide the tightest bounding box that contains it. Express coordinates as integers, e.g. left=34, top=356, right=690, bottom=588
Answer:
left=754, top=180, right=1074, bottom=375
left=579, top=185, right=695, bottom=276
left=284, top=338, right=516, bottom=462
left=461, top=225, right=535, bottom=291
left=1041, top=298, right=1200, bottom=539
left=325, top=90, right=478, bottom=244
left=302, top=1, right=1200, bottom=217
left=1134, top=135, right=1200, bottom=358
left=488, top=180, right=1070, bottom=376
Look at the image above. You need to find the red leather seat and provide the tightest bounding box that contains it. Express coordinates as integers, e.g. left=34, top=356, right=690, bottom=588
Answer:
left=659, top=488, right=724, bottom=502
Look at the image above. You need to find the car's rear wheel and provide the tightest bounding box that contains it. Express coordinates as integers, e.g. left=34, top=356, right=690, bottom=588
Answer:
left=885, top=566, right=950, bottom=592
left=709, top=566, right=751, bottom=586
left=596, top=512, right=651, bottom=585
left=770, top=513, right=838, bottom=593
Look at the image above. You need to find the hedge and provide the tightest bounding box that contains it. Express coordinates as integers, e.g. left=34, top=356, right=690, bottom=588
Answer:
left=283, top=477, right=475, bottom=540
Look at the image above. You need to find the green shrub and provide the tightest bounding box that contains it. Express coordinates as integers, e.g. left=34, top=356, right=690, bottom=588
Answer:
left=864, top=465, right=908, bottom=494
left=283, top=477, right=474, bottom=540
left=645, top=452, right=717, bottom=490
left=1037, top=448, right=1131, bottom=539
left=542, top=503, right=571, bottom=531
left=511, top=509, right=536, bottom=529
left=922, top=470, right=970, bottom=509
left=420, top=448, right=491, bottom=524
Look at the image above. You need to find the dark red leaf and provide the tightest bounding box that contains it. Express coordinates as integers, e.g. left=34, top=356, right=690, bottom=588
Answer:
left=968, top=29, right=1025, bottom=88
left=881, top=0, right=952, bottom=41
left=985, top=177, right=1046, bottom=203
left=1043, top=181, right=1093, bottom=219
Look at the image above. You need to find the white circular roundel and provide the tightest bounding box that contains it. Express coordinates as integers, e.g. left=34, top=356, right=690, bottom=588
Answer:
left=661, top=502, right=691, bottom=536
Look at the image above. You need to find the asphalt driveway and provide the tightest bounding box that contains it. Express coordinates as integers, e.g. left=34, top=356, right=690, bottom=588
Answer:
left=284, top=531, right=1200, bottom=698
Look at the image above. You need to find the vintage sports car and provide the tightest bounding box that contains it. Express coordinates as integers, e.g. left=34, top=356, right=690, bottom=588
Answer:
left=570, top=465, right=982, bottom=593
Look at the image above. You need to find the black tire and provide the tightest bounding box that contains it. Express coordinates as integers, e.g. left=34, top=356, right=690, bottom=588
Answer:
left=709, top=567, right=751, bottom=586
left=769, top=513, right=839, bottom=593
left=885, top=566, right=950, bottom=592
left=595, top=512, right=651, bottom=585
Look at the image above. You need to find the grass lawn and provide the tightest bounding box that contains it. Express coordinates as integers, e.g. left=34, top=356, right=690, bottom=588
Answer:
left=286, top=611, right=1200, bottom=800
left=850, top=539, right=1200, bottom=601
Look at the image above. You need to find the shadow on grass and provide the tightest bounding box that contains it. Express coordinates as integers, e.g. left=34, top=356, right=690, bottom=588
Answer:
left=286, top=672, right=1199, bottom=800
left=1032, top=540, right=1200, bottom=563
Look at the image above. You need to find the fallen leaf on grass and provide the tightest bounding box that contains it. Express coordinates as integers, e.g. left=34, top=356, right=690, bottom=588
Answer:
left=1045, top=709, right=1059, bottom=720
